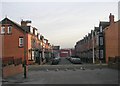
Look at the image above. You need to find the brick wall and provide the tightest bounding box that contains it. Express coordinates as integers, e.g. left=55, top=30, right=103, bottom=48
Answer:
left=3, top=64, right=23, bottom=78
left=1, top=19, right=29, bottom=78
left=105, top=21, right=119, bottom=63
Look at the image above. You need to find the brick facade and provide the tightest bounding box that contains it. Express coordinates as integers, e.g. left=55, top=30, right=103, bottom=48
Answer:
left=75, top=13, right=120, bottom=64
left=0, top=18, right=53, bottom=78
left=104, top=14, right=120, bottom=63
left=60, top=49, right=75, bottom=57
left=0, top=18, right=28, bottom=78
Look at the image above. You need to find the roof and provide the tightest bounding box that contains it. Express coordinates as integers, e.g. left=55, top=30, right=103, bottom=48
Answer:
left=0, top=17, right=27, bottom=33
left=94, top=27, right=99, bottom=32
left=21, top=26, right=30, bottom=33
left=99, top=21, right=110, bottom=29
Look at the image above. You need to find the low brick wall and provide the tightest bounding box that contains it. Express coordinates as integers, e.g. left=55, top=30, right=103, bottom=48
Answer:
left=108, top=56, right=120, bottom=69
left=2, top=64, right=23, bottom=78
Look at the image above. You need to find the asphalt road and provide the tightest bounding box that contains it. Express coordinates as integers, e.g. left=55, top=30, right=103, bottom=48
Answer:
left=2, top=57, right=119, bottom=84
left=2, top=68, right=118, bottom=84
left=59, top=57, right=72, bottom=65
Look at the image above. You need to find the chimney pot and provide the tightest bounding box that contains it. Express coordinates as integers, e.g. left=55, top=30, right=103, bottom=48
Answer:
left=109, top=13, right=114, bottom=24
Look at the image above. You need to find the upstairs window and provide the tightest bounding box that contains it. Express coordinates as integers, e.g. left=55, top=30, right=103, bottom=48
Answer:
left=30, top=27, right=33, bottom=34
left=35, top=29, right=37, bottom=36
left=1, top=26, right=5, bottom=34
left=100, top=26, right=102, bottom=32
left=100, top=37, right=103, bottom=45
left=19, top=37, right=24, bottom=47
left=7, top=26, right=12, bottom=34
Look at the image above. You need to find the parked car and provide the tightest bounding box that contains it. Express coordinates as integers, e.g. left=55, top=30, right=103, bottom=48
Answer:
left=70, top=58, right=82, bottom=64
left=68, top=56, right=82, bottom=64
left=66, top=57, right=71, bottom=60
left=51, top=57, right=61, bottom=65
left=71, top=58, right=82, bottom=64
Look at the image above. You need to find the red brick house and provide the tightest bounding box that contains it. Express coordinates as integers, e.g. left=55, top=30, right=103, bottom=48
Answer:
left=0, top=17, right=28, bottom=78
left=0, top=17, right=53, bottom=78
left=104, top=13, right=120, bottom=63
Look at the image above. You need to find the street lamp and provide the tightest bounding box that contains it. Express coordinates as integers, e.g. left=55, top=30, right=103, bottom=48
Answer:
left=92, top=30, right=95, bottom=64
left=24, top=28, right=27, bottom=78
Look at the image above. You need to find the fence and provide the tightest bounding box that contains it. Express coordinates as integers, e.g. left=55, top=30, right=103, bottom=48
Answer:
left=2, top=57, right=22, bottom=67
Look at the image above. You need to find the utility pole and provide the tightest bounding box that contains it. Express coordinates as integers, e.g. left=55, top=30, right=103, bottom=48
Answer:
left=92, top=30, right=95, bottom=64
left=24, top=29, right=27, bottom=78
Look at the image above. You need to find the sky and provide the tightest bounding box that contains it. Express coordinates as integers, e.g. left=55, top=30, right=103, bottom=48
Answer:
left=0, top=0, right=119, bottom=48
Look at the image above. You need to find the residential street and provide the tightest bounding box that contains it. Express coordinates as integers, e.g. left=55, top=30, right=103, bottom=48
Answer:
left=59, top=57, right=72, bottom=65
left=1, top=2, right=120, bottom=86
left=2, top=57, right=119, bottom=84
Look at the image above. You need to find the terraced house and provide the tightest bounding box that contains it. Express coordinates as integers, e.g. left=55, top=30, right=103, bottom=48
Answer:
left=104, top=13, right=120, bottom=63
left=75, top=13, right=119, bottom=63
left=0, top=17, right=53, bottom=78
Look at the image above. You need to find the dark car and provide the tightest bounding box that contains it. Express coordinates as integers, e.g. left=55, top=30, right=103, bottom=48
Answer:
left=70, top=57, right=82, bottom=64
left=66, top=57, right=71, bottom=60
left=51, top=57, right=61, bottom=65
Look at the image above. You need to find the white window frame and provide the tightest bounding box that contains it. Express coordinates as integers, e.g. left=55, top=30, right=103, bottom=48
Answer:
left=30, top=26, right=33, bottom=34
left=8, top=26, right=12, bottom=34
left=32, top=51, right=35, bottom=60
left=35, top=29, right=37, bottom=36
left=100, top=26, right=102, bottom=32
left=1, top=26, right=5, bottom=34
left=38, top=34, right=40, bottom=40
left=19, top=37, right=24, bottom=47
left=100, top=37, right=103, bottom=45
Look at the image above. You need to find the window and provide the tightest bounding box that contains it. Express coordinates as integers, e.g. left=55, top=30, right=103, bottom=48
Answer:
left=38, top=35, right=41, bottom=40
left=100, top=37, right=103, bottom=45
left=1, top=26, right=5, bottom=34
left=8, top=26, right=12, bottom=34
left=32, top=51, right=35, bottom=60
left=35, top=29, right=37, bottom=36
left=19, top=37, right=24, bottom=47
left=100, top=50, right=103, bottom=59
left=100, top=26, right=102, bottom=32
left=30, top=27, right=33, bottom=33
left=96, top=35, right=99, bottom=46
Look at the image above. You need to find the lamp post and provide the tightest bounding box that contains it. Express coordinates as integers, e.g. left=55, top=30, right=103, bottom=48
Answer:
left=92, top=30, right=95, bottom=64
left=24, top=29, right=27, bottom=78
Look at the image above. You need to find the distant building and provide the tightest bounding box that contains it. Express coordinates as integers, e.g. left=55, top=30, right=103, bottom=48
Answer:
left=60, top=48, right=75, bottom=57
left=52, top=46, right=60, bottom=58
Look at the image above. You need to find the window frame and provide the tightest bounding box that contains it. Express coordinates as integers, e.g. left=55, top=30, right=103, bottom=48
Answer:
left=100, top=37, right=103, bottom=46
left=7, top=26, right=12, bottom=34
left=100, top=26, right=103, bottom=32
left=1, top=26, right=5, bottom=34
left=19, top=37, right=24, bottom=48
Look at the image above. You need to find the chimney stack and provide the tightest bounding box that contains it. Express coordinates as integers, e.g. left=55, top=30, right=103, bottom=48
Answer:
left=21, top=20, right=31, bottom=27
left=109, top=13, right=114, bottom=24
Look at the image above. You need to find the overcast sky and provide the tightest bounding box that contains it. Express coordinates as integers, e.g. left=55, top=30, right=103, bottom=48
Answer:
left=1, top=0, right=119, bottom=48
